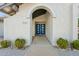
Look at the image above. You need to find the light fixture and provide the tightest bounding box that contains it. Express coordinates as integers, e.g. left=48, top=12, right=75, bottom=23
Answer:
left=0, top=3, right=22, bottom=17
left=2, top=6, right=12, bottom=13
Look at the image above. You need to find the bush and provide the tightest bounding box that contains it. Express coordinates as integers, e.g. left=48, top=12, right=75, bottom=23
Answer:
left=0, top=40, right=11, bottom=48
left=72, top=40, right=79, bottom=50
left=56, top=38, right=68, bottom=49
left=15, top=38, right=26, bottom=49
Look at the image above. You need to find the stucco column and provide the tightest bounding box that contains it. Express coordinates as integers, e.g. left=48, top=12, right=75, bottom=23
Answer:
left=52, top=17, right=57, bottom=46
left=72, top=4, right=78, bottom=40
left=26, top=16, right=32, bottom=45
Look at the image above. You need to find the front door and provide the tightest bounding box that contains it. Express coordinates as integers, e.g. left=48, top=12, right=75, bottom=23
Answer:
left=35, top=23, right=45, bottom=36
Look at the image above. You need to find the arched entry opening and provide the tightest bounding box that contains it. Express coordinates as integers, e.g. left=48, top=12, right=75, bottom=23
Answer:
left=31, top=6, right=53, bottom=44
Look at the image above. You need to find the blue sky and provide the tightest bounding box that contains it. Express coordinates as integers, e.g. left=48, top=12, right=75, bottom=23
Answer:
left=0, top=11, right=7, bottom=17
left=0, top=3, right=9, bottom=17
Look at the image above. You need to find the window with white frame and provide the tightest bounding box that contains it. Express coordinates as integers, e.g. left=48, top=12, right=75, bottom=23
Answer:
left=0, top=18, right=4, bottom=40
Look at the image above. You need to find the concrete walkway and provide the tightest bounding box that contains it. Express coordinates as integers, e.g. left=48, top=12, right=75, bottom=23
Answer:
left=26, top=36, right=58, bottom=56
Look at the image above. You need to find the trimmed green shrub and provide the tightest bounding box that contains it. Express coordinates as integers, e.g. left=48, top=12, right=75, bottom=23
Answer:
left=15, top=38, right=26, bottom=49
left=56, top=38, right=68, bottom=49
left=0, top=40, right=11, bottom=48
left=72, top=40, right=79, bottom=50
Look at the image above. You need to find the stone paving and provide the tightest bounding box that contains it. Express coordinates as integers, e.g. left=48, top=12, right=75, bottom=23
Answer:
left=0, top=36, right=79, bottom=56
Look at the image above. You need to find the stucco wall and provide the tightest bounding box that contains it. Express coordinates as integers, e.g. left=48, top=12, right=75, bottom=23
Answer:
left=4, top=4, right=35, bottom=45
left=4, top=3, right=74, bottom=46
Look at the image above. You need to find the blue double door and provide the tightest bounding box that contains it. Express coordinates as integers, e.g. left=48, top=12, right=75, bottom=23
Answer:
left=35, top=23, right=45, bottom=36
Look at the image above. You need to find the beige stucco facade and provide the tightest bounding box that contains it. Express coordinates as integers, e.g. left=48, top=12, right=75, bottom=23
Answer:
left=4, top=3, right=78, bottom=46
